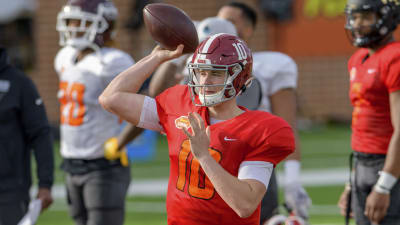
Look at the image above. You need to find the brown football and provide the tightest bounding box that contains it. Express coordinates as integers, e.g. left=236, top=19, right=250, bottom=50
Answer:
left=143, top=3, right=199, bottom=54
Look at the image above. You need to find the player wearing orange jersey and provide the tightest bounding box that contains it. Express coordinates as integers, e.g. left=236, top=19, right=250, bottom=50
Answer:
left=338, top=0, right=400, bottom=224
left=99, top=33, right=295, bottom=225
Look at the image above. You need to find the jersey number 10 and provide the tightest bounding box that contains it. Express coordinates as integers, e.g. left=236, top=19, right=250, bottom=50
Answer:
left=176, top=140, right=222, bottom=199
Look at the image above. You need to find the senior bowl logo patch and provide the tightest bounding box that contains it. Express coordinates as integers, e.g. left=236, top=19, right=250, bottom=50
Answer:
left=175, top=116, right=190, bottom=130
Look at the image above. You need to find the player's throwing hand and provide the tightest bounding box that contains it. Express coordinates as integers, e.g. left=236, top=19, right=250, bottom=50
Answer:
left=151, top=44, right=184, bottom=64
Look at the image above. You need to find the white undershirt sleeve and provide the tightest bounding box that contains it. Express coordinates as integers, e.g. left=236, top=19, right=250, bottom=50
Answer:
left=137, top=96, right=164, bottom=132
left=238, top=161, right=274, bottom=189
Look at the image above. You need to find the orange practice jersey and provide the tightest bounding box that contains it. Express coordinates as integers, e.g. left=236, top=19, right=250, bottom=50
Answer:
left=349, top=41, right=400, bottom=154
left=155, top=85, right=295, bottom=225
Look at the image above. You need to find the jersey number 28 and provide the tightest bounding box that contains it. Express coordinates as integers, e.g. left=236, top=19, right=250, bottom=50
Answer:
left=59, top=81, right=86, bottom=126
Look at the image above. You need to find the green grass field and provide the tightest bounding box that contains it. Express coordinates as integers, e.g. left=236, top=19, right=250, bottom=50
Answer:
left=37, top=185, right=356, bottom=225
left=34, top=123, right=355, bottom=225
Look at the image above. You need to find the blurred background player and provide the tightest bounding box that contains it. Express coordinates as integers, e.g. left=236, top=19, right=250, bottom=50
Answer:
left=0, top=46, right=54, bottom=225
left=99, top=33, right=295, bottom=225
left=54, top=0, right=137, bottom=224
left=338, top=0, right=400, bottom=224
left=216, top=2, right=311, bottom=224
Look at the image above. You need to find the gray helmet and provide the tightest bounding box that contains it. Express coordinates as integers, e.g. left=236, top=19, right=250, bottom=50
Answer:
left=345, top=0, right=400, bottom=47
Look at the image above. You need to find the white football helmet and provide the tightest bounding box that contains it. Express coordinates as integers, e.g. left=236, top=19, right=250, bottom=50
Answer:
left=56, top=0, right=118, bottom=51
left=196, top=17, right=238, bottom=42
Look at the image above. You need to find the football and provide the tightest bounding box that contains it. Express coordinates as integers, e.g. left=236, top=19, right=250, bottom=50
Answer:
left=143, top=3, right=199, bottom=54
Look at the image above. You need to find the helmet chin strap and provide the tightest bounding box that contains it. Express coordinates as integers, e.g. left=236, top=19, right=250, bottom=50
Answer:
left=67, top=37, right=91, bottom=50
left=198, top=89, right=226, bottom=106
left=238, top=77, right=254, bottom=95
left=67, top=38, right=104, bottom=64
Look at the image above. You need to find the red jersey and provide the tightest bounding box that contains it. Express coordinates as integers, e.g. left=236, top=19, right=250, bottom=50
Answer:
left=155, top=85, right=295, bottom=225
left=349, top=41, right=400, bottom=154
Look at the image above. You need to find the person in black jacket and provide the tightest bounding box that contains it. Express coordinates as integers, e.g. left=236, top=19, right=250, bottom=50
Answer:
left=0, top=47, right=54, bottom=225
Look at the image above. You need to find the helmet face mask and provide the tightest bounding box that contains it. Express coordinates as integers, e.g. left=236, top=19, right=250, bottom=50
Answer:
left=187, top=33, right=252, bottom=107
left=347, top=11, right=377, bottom=34
left=345, top=0, right=399, bottom=48
left=188, top=63, right=243, bottom=106
left=56, top=0, right=118, bottom=50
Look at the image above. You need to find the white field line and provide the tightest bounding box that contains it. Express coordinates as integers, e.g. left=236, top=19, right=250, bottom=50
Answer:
left=280, top=168, right=349, bottom=187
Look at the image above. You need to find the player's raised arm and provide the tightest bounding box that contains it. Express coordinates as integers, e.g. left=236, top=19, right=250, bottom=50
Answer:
left=99, top=44, right=184, bottom=125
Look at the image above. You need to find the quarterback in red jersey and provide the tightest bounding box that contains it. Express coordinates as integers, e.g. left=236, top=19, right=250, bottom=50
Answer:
left=349, top=41, right=400, bottom=155
left=99, top=33, right=295, bottom=224
left=338, top=0, right=400, bottom=225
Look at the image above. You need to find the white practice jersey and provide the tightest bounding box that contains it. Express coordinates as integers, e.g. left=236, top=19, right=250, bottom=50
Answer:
left=54, top=46, right=135, bottom=159
left=252, top=51, right=298, bottom=112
